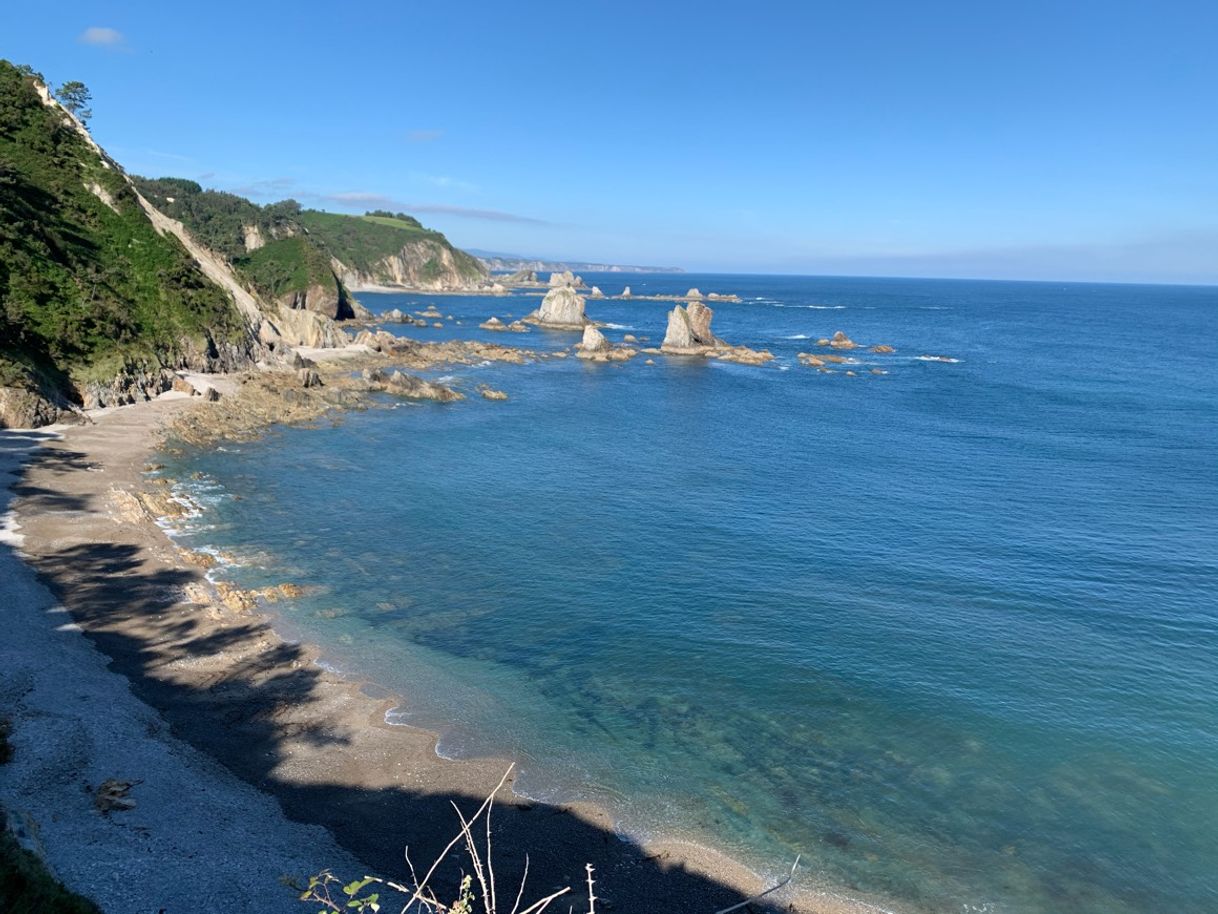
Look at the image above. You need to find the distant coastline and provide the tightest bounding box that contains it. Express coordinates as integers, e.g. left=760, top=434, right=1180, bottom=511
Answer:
left=469, top=249, right=685, bottom=274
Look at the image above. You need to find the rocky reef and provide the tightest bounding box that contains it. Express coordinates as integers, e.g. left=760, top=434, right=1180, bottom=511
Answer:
left=362, top=367, right=464, bottom=402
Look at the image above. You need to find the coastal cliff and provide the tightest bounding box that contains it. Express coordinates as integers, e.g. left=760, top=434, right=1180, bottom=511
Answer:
left=300, top=211, right=487, bottom=292
left=0, top=62, right=263, bottom=426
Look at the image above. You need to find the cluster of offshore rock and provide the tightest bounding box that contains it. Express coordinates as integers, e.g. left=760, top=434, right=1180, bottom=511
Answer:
left=794, top=332, right=907, bottom=375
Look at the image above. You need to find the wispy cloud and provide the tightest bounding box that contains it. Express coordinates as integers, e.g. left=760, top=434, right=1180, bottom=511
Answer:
left=325, top=192, right=395, bottom=207
left=78, top=26, right=127, bottom=49
left=230, top=177, right=299, bottom=198
left=411, top=172, right=478, bottom=193
left=406, top=129, right=444, bottom=143
left=321, top=192, right=549, bottom=225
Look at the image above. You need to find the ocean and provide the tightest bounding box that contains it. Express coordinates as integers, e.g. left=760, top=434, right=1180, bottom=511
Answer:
left=161, top=274, right=1218, bottom=914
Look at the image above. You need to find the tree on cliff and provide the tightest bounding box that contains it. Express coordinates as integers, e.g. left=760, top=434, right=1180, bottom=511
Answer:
left=55, top=81, right=92, bottom=124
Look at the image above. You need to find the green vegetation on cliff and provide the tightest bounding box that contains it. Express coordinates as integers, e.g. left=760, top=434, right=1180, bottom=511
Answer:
left=135, top=177, right=297, bottom=260
left=135, top=178, right=485, bottom=296
left=233, top=235, right=337, bottom=302
left=0, top=60, right=246, bottom=403
left=297, top=210, right=486, bottom=284
left=296, top=210, right=436, bottom=273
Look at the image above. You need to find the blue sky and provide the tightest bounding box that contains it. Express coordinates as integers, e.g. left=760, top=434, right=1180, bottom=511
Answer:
left=4, top=1, right=1216, bottom=282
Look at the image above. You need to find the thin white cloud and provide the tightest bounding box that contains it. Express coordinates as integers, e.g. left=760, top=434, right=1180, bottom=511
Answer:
left=406, top=129, right=444, bottom=143
left=78, top=26, right=126, bottom=48
left=411, top=172, right=478, bottom=193
left=321, top=192, right=549, bottom=225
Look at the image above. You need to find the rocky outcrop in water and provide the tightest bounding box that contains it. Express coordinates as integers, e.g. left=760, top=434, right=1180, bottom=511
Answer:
left=577, top=326, right=636, bottom=362
left=662, top=302, right=720, bottom=351
left=590, top=286, right=604, bottom=298
left=498, top=268, right=542, bottom=286
left=526, top=287, right=590, bottom=329
left=816, top=331, right=857, bottom=350
left=658, top=302, right=773, bottom=365
left=362, top=368, right=464, bottom=401
left=480, top=316, right=529, bottom=332
left=548, top=270, right=583, bottom=289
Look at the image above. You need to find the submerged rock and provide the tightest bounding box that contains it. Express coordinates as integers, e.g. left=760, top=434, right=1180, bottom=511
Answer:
left=382, top=370, right=464, bottom=402
left=479, top=386, right=509, bottom=400
left=870, top=344, right=895, bottom=354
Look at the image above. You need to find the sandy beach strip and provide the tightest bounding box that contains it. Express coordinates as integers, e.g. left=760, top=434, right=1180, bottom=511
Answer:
left=2, top=391, right=888, bottom=914
left=0, top=401, right=362, bottom=913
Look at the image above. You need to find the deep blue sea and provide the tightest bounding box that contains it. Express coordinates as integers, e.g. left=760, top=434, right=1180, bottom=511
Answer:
left=162, top=274, right=1218, bottom=914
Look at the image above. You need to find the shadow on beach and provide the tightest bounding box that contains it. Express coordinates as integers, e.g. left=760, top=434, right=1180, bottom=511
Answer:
left=10, top=441, right=797, bottom=914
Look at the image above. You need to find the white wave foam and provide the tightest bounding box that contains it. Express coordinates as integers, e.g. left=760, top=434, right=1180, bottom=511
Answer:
left=0, top=510, right=24, bottom=548
left=783, top=333, right=811, bottom=339
left=915, top=355, right=961, bottom=363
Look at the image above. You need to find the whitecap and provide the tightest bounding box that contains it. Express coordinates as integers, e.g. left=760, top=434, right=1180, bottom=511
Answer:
left=915, top=355, right=961, bottom=363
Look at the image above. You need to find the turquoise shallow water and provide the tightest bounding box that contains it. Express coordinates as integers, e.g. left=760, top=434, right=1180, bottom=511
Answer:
left=163, top=275, right=1217, bottom=914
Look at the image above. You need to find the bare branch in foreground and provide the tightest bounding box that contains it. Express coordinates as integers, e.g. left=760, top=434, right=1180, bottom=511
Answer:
left=712, top=855, right=801, bottom=914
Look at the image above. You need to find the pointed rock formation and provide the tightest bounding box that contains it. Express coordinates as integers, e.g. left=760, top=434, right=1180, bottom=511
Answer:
left=590, top=286, right=605, bottom=298
left=685, top=288, right=704, bottom=300
left=662, top=301, right=720, bottom=351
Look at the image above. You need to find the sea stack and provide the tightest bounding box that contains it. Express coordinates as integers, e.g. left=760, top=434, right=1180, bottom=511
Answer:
left=662, top=301, right=719, bottom=351
left=526, top=286, right=590, bottom=329
left=548, top=269, right=582, bottom=288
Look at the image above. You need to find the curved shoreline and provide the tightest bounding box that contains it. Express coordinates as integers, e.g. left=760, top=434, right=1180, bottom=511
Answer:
left=5, top=389, right=899, bottom=914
